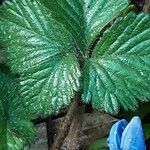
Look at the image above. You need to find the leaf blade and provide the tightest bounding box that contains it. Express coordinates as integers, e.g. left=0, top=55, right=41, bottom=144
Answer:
left=0, top=0, right=81, bottom=115
left=83, top=13, right=150, bottom=113
left=0, top=72, right=34, bottom=150
left=39, top=0, right=129, bottom=50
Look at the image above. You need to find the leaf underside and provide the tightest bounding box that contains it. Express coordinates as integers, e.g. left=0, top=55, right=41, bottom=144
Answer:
left=0, top=72, right=34, bottom=150
left=83, top=13, right=150, bottom=113
left=0, top=0, right=128, bottom=115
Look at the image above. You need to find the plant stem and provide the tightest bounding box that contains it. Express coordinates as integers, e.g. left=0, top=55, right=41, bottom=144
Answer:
left=143, top=0, right=150, bottom=12
left=64, top=102, right=84, bottom=150
left=51, top=93, right=83, bottom=150
left=46, top=116, right=54, bottom=149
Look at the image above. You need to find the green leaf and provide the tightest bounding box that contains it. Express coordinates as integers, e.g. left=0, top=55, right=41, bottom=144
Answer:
left=83, top=13, right=150, bottom=113
left=0, top=72, right=34, bottom=150
left=88, top=138, right=108, bottom=150
left=0, top=45, right=5, bottom=64
left=0, top=0, right=129, bottom=115
left=39, top=0, right=129, bottom=51
left=143, top=124, right=150, bottom=140
left=0, top=0, right=81, bottom=115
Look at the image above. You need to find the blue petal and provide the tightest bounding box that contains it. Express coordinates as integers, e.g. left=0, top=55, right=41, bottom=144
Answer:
left=121, top=116, right=146, bottom=150
left=107, top=119, right=128, bottom=150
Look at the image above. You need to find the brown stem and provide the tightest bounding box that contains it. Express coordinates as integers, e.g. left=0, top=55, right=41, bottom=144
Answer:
left=143, top=0, right=150, bottom=12
left=64, top=102, right=84, bottom=150
left=51, top=93, right=82, bottom=150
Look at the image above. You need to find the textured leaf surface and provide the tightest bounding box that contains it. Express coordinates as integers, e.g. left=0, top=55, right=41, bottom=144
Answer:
left=0, top=0, right=81, bottom=115
left=0, top=0, right=129, bottom=115
left=83, top=13, right=150, bottom=113
left=39, top=0, right=129, bottom=51
left=0, top=72, right=34, bottom=150
left=0, top=46, right=5, bottom=64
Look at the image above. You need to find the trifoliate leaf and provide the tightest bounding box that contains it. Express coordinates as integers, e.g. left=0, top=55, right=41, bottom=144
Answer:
left=83, top=13, right=150, bottom=113
left=0, top=72, right=34, bottom=150
left=39, top=0, right=129, bottom=51
left=0, top=0, right=81, bottom=115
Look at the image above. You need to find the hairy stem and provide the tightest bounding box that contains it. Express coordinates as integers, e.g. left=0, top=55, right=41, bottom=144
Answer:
left=64, top=103, right=84, bottom=150
left=51, top=93, right=83, bottom=150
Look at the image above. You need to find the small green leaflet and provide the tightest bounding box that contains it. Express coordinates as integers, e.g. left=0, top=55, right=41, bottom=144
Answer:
left=83, top=13, right=150, bottom=113
left=0, top=72, right=34, bottom=150
left=88, top=138, right=108, bottom=150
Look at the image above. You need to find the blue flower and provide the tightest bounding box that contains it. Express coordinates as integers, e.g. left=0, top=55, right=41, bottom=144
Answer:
left=107, top=116, right=146, bottom=150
